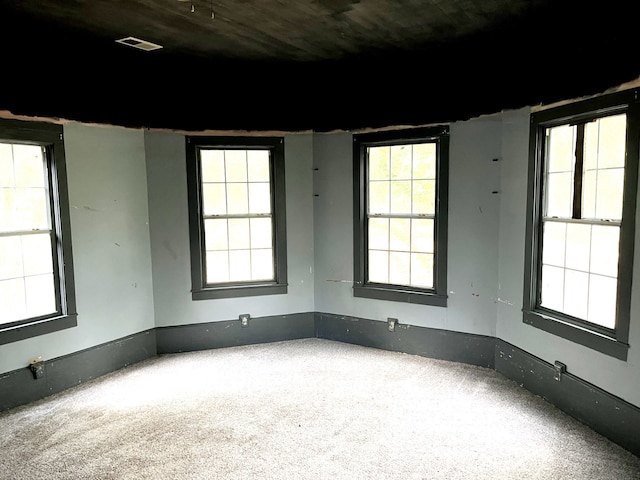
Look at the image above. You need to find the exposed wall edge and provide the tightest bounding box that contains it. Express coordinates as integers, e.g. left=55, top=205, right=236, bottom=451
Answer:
left=495, top=339, right=640, bottom=457
left=156, top=312, right=315, bottom=354
left=0, top=329, right=156, bottom=412
left=314, top=312, right=496, bottom=369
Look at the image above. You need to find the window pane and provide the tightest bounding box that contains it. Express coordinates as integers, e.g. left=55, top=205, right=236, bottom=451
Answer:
left=389, top=218, right=410, bottom=252
left=368, top=218, right=389, bottom=251
left=251, top=249, right=273, bottom=280
left=204, top=219, right=228, bottom=251
left=590, top=225, right=619, bottom=277
left=542, top=221, right=566, bottom=268
left=0, top=236, right=23, bottom=280
left=564, top=269, right=588, bottom=319
left=547, top=125, right=575, bottom=173
left=582, top=170, right=597, bottom=219
left=201, top=150, right=225, bottom=182
left=597, top=114, right=626, bottom=169
left=202, top=184, right=227, bottom=215
left=0, top=188, right=15, bottom=231
left=15, top=188, right=49, bottom=230
left=369, top=147, right=390, bottom=181
left=250, top=217, right=273, bottom=249
left=390, top=145, right=412, bottom=180
left=247, top=150, right=270, bottom=182
left=390, top=181, right=411, bottom=214
left=595, top=168, right=624, bottom=220
left=226, top=184, right=249, bottom=215
left=248, top=183, right=271, bottom=214
left=411, top=218, right=434, bottom=253
left=229, top=250, right=251, bottom=281
left=0, top=278, right=26, bottom=323
left=224, top=150, right=247, bottom=182
left=0, top=144, right=14, bottom=187
left=368, top=181, right=389, bottom=214
left=25, top=273, right=56, bottom=318
left=389, top=251, right=410, bottom=285
left=22, top=233, right=54, bottom=276
left=412, top=143, right=436, bottom=179
left=410, top=253, right=433, bottom=288
left=540, top=265, right=564, bottom=312
left=412, top=179, right=435, bottom=215
left=584, top=121, right=599, bottom=171
left=206, top=251, right=229, bottom=283
left=13, top=145, right=45, bottom=188
left=545, top=172, right=572, bottom=218
left=588, top=274, right=617, bottom=329
left=565, top=223, right=591, bottom=272
left=368, top=250, right=388, bottom=283
left=228, top=218, right=250, bottom=250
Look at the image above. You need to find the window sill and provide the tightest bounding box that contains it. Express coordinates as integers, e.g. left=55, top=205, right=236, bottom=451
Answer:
left=353, top=285, right=447, bottom=306
left=0, top=314, right=78, bottom=346
left=523, top=310, right=628, bottom=361
left=192, top=283, right=288, bottom=300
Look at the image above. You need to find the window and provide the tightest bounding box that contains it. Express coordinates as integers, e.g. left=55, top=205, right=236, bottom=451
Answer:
left=186, top=136, right=287, bottom=300
left=0, top=119, right=76, bottom=345
left=523, top=90, right=639, bottom=360
left=353, top=127, right=449, bottom=306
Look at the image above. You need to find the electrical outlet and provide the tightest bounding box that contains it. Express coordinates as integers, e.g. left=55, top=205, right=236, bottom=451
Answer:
left=554, top=361, right=566, bottom=381
left=387, top=317, right=398, bottom=332
left=240, top=314, right=250, bottom=328
left=29, top=357, right=45, bottom=380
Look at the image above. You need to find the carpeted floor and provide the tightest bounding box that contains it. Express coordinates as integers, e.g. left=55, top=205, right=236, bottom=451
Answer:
left=1, top=338, right=639, bottom=479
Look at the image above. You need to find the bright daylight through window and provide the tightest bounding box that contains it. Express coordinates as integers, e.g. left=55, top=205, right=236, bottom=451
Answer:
left=353, top=127, right=449, bottom=306
left=0, top=119, right=76, bottom=345
left=523, top=90, right=639, bottom=360
left=186, top=136, right=287, bottom=300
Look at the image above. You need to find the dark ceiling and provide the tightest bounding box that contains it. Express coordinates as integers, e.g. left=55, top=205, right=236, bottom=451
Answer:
left=0, top=0, right=639, bottom=132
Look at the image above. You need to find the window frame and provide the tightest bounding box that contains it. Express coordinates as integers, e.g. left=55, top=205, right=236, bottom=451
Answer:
left=523, top=89, right=640, bottom=360
left=185, top=136, right=288, bottom=300
left=0, top=119, right=77, bottom=345
left=353, top=126, right=449, bottom=306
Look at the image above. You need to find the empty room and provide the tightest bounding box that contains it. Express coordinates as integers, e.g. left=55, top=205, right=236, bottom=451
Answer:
left=1, top=1, right=640, bottom=478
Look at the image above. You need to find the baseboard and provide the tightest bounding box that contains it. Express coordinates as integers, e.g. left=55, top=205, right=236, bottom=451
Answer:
left=0, top=329, right=156, bottom=412
left=156, top=312, right=315, bottom=354
left=314, top=312, right=496, bottom=369
left=495, top=339, right=640, bottom=457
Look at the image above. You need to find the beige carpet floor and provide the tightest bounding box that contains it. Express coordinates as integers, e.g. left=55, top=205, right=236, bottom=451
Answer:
left=1, top=338, right=639, bottom=479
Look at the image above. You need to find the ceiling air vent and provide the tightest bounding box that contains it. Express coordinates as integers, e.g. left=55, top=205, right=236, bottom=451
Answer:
left=115, top=36, right=163, bottom=51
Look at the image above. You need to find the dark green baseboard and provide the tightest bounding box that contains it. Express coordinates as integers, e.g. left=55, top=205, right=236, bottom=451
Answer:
left=0, top=329, right=156, bottom=411
left=1, top=313, right=638, bottom=459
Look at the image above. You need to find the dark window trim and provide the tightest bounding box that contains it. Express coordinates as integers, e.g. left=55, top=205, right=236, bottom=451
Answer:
left=185, top=136, right=288, bottom=300
left=353, top=126, right=449, bottom=306
left=0, top=119, right=77, bottom=345
left=523, top=89, right=639, bottom=360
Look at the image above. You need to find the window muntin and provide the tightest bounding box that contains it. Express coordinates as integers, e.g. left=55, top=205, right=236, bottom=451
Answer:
left=0, top=143, right=58, bottom=323
left=353, top=127, right=449, bottom=306
left=0, top=119, right=76, bottom=345
left=539, top=114, right=626, bottom=329
left=200, top=148, right=275, bottom=284
left=367, top=142, right=437, bottom=288
left=186, top=136, right=287, bottom=300
left=523, top=89, right=639, bottom=360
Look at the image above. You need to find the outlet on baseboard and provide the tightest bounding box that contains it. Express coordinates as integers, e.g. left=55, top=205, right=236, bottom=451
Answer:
left=387, top=318, right=398, bottom=332
left=29, top=357, right=45, bottom=380
left=240, top=314, right=250, bottom=328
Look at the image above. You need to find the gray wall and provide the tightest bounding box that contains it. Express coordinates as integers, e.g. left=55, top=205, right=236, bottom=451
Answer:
left=313, top=119, right=502, bottom=337
left=144, top=131, right=315, bottom=327
left=496, top=108, right=640, bottom=407
left=1, top=111, right=638, bottom=410
left=0, top=123, right=155, bottom=373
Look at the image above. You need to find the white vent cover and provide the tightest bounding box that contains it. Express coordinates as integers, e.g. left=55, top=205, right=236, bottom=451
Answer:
left=115, top=36, right=163, bottom=51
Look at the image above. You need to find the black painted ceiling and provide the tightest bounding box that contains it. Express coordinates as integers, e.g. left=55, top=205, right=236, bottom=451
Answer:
left=0, top=0, right=638, bottom=132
